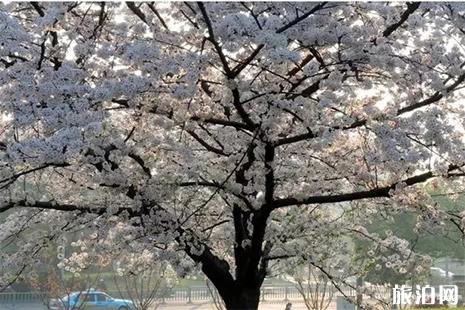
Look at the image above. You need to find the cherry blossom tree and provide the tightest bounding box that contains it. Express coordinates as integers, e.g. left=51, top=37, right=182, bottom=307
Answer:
left=1, top=2, right=465, bottom=309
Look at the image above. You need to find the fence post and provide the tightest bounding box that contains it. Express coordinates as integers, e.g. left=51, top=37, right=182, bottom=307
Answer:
left=285, top=286, right=289, bottom=302
left=187, top=287, right=192, bottom=304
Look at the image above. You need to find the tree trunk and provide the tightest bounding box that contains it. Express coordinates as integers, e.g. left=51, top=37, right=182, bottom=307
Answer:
left=220, top=286, right=261, bottom=310
left=356, top=276, right=363, bottom=309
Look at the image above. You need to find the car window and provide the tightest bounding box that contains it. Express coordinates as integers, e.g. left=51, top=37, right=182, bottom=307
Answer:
left=96, top=293, right=108, bottom=302
left=79, top=294, right=95, bottom=302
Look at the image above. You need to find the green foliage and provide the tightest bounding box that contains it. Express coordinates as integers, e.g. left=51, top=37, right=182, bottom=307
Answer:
left=366, top=210, right=464, bottom=260
left=353, top=183, right=465, bottom=285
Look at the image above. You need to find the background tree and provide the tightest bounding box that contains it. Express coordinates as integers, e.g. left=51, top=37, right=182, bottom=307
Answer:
left=2, top=2, right=465, bottom=309
left=293, top=263, right=336, bottom=310
left=355, top=182, right=465, bottom=285
left=28, top=271, right=103, bottom=310
left=112, top=250, right=178, bottom=310
left=27, top=260, right=103, bottom=310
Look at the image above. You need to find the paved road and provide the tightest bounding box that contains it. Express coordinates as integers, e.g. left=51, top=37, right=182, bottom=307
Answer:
left=0, top=301, right=336, bottom=309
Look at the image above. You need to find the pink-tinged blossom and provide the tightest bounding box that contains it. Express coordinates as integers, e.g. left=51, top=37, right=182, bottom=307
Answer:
left=0, top=2, right=465, bottom=309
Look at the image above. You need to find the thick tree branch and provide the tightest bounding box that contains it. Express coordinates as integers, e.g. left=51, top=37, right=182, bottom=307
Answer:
left=233, top=205, right=250, bottom=280
left=179, top=180, right=254, bottom=210
left=0, top=199, right=145, bottom=218
left=190, top=116, right=251, bottom=130
left=287, top=75, right=328, bottom=100
left=147, top=3, right=168, bottom=30
left=0, top=200, right=90, bottom=214
left=201, top=219, right=230, bottom=232
left=197, top=2, right=232, bottom=76
left=398, top=71, right=465, bottom=114
left=264, top=143, right=275, bottom=206
left=274, top=71, right=465, bottom=147
left=230, top=88, right=257, bottom=129
left=230, top=2, right=328, bottom=78
left=186, top=130, right=229, bottom=156
left=127, top=153, right=152, bottom=177
left=197, top=3, right=259, bottom=130
left=247, top=209, right=271, bottom=285
left=274, top=119, right=365, bottom=147
left=126, top=2, right=149, bottom=25
left=180, top=230, right=235, bottom=295
left=3, top=199, right=235, bottom=298
left=276, top=2, right=328, bottom=34
left=30, top=2, right=45, bottom=16
left=231, top=45, right=264, bottom=77
left=272, top=165, right=463, bottom=209
left=383, top=2, right=421, bottom=38
left=111, top=98, right=251, bottom=131
left=0, top=163, right=70, bottom=190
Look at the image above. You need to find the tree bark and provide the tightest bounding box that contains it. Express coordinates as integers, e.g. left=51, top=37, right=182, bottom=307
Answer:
left=203, top=206, right=269, bottom=310
left=220, top=286, right=261, bottom=310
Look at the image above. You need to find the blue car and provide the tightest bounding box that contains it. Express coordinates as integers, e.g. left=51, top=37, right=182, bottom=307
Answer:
left=49, top=290, right=134, bottom=310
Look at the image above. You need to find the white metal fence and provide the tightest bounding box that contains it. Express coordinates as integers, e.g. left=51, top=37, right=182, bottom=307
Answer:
left=0, top=285, right=364, bottom=304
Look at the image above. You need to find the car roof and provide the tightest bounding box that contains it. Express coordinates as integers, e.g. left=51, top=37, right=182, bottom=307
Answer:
left=70, top=290, right=107, bottom=296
